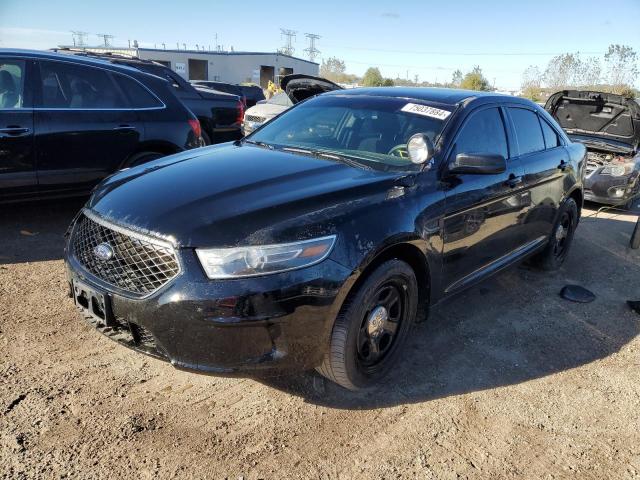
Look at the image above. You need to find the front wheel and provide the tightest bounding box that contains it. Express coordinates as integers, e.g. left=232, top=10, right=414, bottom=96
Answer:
left=317, top=259, right=418, bottom=391
left=531, top=197, right=578, bottom=271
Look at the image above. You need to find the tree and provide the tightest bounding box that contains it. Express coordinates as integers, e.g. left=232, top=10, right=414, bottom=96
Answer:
left=451, top=69, right=463, bottom=87
left=362, top=67, right=384, bottom=87
left=577, top=56, right=601, bottom=87
left=382, top=78, right=395, bottom=87
left=604, top=44, right=638, bottom=94
left=320, top=57, right=347, bottom=83
left=521, top=65, right=543, bottom=101
left=460, top=66, right=492, bottom=91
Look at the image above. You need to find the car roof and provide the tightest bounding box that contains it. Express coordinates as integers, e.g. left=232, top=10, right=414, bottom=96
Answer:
left=0, top=48, right=147, bottom=75
left=324, top=87, right=531, bottom=107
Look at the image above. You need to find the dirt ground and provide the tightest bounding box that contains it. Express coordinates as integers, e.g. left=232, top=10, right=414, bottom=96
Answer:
left=1, top=199, right=639, bottom=479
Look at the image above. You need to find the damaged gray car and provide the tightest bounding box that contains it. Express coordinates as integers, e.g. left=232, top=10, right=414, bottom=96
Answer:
left=546, top=90, right=640, bottom=209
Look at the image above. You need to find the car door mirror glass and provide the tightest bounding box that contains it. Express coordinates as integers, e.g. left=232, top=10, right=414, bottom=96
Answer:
left=449, top=153, right=506, bottom=174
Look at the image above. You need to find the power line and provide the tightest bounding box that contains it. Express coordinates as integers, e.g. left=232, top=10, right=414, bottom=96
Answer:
left=279, top=28, right=297, bottom=56
left=96, top=33, right=114, bottom=47
left=304, top=33, right=321, bottom=62
left=70, top=31, right=88, bottom=47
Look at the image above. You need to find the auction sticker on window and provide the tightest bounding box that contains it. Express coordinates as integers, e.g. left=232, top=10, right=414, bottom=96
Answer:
left=401, top=103, right=451, bottom=120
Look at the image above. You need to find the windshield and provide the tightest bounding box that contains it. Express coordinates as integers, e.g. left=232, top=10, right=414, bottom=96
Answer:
left=248, top=94, right=452, bottom=169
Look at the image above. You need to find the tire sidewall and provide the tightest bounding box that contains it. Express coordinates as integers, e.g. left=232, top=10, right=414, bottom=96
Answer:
left=547, top=198, right=578, bottom=268
left=340, top=260, right=418, bottom=389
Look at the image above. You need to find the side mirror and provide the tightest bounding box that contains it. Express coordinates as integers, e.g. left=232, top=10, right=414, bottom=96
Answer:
left=407, top=133, right=435, bottom=165
left=448, top=153, right=506, bottom=175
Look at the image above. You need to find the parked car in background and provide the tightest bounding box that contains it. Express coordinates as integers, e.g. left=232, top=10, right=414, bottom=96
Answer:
left=54, top=49, right=244, bottom=145
left=545, top=90, right=640, bottom=209
left=191, top=81, right=265, bottom=109
left=242, top=74, right=341, bottom=134
left=239, top=84, right=266, bottom=108
left=65, top=87, right=585, bottom=390
left=0, top=49, right=201, bottom=203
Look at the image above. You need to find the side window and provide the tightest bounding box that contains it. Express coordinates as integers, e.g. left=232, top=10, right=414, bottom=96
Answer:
left=540, top=117, right=560, bottom=149
left=451, top=107, right=508, bottom=159
left=115, top=74, right=163, bottom=109
left=508, top=107, right=545, bottom=155
left=39, top=61, right=126, bottom=109
left=0, top=59, right=26, bottom=109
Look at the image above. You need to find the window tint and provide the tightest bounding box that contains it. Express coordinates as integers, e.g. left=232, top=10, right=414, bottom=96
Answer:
left=540, top=117, right=560, bottom=148
left=39, top=61, right=126, bottom=109
left=115, top=74, right=163, bottom=108
left=0, top=59, right=25, bottom=109
left=509, top=108, right=545, bottom=155
left=451, top=108, right=508, bottom=159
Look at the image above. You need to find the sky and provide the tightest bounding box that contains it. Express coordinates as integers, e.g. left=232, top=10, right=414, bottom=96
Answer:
left=1, top=0, right=639, bottom=90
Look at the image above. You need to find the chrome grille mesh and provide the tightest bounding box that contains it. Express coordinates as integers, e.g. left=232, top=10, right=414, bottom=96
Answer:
left=72, top=212, right=180, bottom=296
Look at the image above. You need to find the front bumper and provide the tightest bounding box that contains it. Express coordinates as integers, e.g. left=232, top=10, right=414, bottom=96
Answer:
left=584, top=172, right=639, bottom=206
left=65, top=248, right=352, bottom=376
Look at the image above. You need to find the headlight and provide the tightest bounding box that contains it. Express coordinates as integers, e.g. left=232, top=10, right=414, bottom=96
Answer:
left=196, top=235, right=336, bottom=279
left=601, top=162, right=633, bottom=176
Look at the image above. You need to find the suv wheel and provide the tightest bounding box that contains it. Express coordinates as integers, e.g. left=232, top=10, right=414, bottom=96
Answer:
left=532, top=197, right=578, bottom=271
left=317, top=259, right=418, bottom=390
left=124, top=151, right=163, bottom=168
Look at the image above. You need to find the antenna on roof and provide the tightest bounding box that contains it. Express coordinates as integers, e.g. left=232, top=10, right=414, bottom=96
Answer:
left=279, top=28, right=297, bottom=56
left=304, top=33, right=321, bottom=62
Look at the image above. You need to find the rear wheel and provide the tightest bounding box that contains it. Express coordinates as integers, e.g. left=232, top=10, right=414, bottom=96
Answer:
left=201, top=130, right=212, bottom=146
left=531, top=197, right=578, bottom=271
left=124, top=151, right=163, bottom=168
left=317, top=259, right=418, bottom=390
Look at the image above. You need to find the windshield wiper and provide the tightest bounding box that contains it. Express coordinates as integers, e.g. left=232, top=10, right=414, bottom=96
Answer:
left=281, top=146, right=372, bottom=170
left=244, top=139, right=274, bottom=150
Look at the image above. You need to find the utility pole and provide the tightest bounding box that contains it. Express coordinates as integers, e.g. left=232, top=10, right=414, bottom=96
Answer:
left=70, top=31, right=88, bottom=47
left=96, top=33, right=114, bottom=47
left=279, top=28, right=297, bottom=56
left=304, top=33, right=321, bottom=62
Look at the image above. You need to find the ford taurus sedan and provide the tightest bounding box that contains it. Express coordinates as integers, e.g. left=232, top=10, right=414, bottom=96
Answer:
left=65, top=88, right=585, bottom=390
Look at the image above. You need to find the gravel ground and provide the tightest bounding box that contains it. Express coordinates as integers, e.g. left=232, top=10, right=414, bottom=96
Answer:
left=1, top=200, right=639, bottom=479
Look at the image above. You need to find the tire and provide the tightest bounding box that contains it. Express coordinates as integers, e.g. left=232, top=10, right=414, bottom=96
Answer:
left=317, top=259, right=419, bottom=391
left=201, top=130, right=212, bottom=146
left=124, top=151, right=163, bottom=168
left=531, top=197, right=578, bottom=271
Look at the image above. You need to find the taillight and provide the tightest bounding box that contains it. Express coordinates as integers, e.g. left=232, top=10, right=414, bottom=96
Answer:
left=236, top=100, right=244, bottom=124
left=188, top=118, right=201, bottom=138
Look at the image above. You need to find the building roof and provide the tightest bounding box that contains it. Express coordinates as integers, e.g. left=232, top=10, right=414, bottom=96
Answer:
left=137, top=47, right=319, bottom=65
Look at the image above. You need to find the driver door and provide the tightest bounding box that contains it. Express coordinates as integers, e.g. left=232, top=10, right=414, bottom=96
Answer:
left=440, top=105, right=531, bottom=295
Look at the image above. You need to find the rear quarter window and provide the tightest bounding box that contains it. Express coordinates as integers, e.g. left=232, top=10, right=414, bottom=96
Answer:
left=540, top=117, right=560, bottom=148
left=115, top=74, right=163, bottom=109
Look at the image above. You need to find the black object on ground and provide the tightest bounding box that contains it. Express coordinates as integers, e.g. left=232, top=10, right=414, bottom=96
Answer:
left=627, top=301, right=640, bottom=315
left=560, top=285, right=596, bottom=303
left=631, top=216, right=640, bottom=249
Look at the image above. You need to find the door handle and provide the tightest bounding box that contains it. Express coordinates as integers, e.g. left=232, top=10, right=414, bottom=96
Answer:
left=113, top=125, right=137, bottom=131
left=558, top=159, right=568, bottom=171
left=0, top=126, right=30, bottom=137
left=505, top=174, right=523, bottom=188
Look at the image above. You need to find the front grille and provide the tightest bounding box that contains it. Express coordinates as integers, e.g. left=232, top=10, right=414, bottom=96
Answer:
left=72, top=211, right=180, bottom=296
left=244, top=114, right=265, bottom=123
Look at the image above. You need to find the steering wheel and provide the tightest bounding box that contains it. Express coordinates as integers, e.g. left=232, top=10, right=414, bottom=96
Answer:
left=387, top=144, right=408, bottom=158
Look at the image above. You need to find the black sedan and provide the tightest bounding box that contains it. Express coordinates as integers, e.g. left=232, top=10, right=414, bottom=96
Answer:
left=65, top=88, right=585, bottom=390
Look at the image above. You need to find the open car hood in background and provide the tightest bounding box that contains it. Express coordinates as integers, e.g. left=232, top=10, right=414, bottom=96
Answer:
left=280, top=74, right=343, bottom=104
left=545, top=90, right=640, bottom=150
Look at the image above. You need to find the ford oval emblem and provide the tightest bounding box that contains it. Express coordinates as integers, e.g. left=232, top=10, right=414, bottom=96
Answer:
left=93, top=242, right=114, bottom=261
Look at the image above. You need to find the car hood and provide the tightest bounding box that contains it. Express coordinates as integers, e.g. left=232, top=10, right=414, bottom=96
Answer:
left=88, top=143, right=399, bottom=247
left=245, top=102, right=288, bottom=119
left=194, top=86, right=240, bottom=102
left=281, top=74, right=343, bottom=104
left=545, top=90, right=640, bottom=150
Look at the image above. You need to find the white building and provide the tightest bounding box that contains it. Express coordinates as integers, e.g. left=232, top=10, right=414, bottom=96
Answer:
left=70, top=46, right=319, bottom=88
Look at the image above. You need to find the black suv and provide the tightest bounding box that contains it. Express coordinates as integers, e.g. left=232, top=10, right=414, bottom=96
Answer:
left=191, top=80, right=266, bottom=108
left=54, top=49, right=245, bottom=145
left=65, top=87, right=585, bottom=390
left=0, top=49, right=202, bottom=202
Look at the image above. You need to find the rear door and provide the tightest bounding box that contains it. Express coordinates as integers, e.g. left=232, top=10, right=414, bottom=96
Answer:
left=441, top=105, right=531, bottom=295
left=0, top=57, right=37, bottom=201
left=505, top=107, right=566, bottom=241
left=33, top=59, right=142, bottom=196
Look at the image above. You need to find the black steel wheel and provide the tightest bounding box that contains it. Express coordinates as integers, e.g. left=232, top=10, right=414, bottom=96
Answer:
left=532, top=197, right=578, bottom=271
left=317, top=259, right=419, bottom=390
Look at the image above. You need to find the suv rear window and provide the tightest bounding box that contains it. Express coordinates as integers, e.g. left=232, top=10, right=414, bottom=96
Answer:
left=115, top=74, right=163, bottom=109
left=39, top=61, right=126, bottom=109
left=509, top=108, right=545, bottom=155
left=0, top=59, right=26, bottom=109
